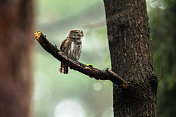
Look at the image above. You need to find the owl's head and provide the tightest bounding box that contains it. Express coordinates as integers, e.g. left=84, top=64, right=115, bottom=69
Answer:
left=68, top=30, right=84, bottom=39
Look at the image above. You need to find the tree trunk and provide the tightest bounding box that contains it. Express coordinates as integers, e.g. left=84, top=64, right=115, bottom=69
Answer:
left=103, top=0, right=157, bottom=116
left=0, top=0, right=33, bottom=117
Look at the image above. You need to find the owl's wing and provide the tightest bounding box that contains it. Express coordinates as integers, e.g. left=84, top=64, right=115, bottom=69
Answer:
left=60, top=38, right=67, bottom=51
left=59, top=38, right=69, bottom=74
left=60, top=38, right=72, bottom=55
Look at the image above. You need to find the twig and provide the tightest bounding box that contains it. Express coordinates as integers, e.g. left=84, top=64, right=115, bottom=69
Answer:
left=34, top=31, right=129, bottom=88
left=158, top=65, right=165, bottom=82
left=82, top=9, right=130, bottom=29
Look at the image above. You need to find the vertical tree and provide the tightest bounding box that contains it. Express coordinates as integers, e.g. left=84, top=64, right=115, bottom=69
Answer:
left=0, top=0, right=33, bottom=117
left=35, top=0, right=158, bottom=116
left=103, top=0, right=157, bottom=116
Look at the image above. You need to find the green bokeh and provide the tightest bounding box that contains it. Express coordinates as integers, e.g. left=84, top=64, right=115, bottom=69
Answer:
left=33, top=0, right=176, bottom=117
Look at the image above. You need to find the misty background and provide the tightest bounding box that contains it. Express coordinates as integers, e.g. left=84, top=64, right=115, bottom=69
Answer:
left=32, top=0, right=176, bottom=117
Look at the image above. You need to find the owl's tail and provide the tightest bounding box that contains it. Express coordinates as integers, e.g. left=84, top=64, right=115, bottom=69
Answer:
left=59, top=62, right=68, bottom=74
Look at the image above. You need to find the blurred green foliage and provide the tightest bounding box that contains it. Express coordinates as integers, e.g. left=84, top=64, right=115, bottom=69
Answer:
left=33, top=0, right=176, bottom=117
left=38, top=0, right=99, bottom=20
left=148, top=0, right=176, bottom=117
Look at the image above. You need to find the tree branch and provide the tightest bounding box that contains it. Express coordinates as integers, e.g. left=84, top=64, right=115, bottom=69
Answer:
left=34, top=31, right=129, bottom=88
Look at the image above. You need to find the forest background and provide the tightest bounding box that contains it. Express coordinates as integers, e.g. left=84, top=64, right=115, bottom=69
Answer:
left=33, top=0, right=176, bottom=117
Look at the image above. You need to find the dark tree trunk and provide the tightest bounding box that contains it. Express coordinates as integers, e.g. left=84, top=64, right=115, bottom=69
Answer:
left=0, top=0, right=33, bottom=117
left=103, top=0, right=157, bottom=116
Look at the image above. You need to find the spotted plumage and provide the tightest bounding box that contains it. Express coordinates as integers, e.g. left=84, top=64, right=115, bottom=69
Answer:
left=59, top=30, right=84, bottom=74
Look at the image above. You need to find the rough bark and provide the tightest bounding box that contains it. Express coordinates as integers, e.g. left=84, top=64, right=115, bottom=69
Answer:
left=103, top=0, right=157, bottom=117
left=0, top=0, right=33, bottom=117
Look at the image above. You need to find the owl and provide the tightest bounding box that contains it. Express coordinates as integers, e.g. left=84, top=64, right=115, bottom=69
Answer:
left=59, top=30, right=84, bottom=74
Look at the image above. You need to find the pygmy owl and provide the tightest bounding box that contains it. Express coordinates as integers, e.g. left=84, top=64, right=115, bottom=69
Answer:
left=59, top=30, right=84, bottom=74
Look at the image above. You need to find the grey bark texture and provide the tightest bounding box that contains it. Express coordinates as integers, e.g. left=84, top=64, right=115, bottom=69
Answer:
left=103, top=0, right=157, bottom=116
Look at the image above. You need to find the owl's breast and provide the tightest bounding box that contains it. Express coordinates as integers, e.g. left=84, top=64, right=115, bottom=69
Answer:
left=68, top=40, right=82, bottom=60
